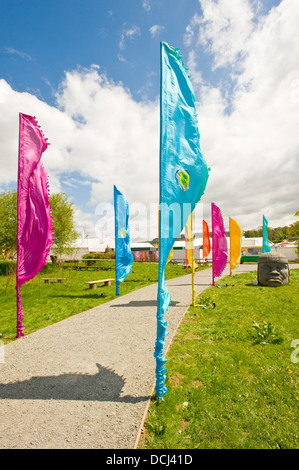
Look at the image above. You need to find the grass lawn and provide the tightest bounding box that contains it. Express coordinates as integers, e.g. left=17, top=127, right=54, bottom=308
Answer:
left=139, top=269, right=299, bottom=449
left=0, top=261, right=189, bottom=344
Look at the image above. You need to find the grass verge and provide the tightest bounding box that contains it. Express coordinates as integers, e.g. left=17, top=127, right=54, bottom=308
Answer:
left=139, top=269, right=299, bottom=449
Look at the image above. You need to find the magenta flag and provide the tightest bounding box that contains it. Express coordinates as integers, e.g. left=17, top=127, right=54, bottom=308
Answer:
left=211, top=202, right=228, bottom=285
left=16, top=113, right=53, bottom=338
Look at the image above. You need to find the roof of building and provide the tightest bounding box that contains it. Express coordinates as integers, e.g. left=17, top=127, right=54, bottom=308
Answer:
left=71, top=236, right=273, bottom=253
left=174, top=237, right=268, bottom=248
left=72, top=238, right=155, bottom=252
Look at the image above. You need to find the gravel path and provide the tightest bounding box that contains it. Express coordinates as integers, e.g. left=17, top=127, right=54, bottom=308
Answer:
left=0, top=264, right=294, bottom=449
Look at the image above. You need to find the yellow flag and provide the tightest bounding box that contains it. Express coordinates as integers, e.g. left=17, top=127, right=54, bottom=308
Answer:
left=185, top=213, right=198, bottom=269
left=229, top=217, right=242, bottom=272
left=167, top=247, right=173, bottom=264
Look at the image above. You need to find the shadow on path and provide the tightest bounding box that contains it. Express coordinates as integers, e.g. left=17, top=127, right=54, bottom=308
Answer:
left=0, top=364, right=149, bottom=404
left=111, top=300, right=180, bottom=308
left=172, top=283, right=211, bottom=287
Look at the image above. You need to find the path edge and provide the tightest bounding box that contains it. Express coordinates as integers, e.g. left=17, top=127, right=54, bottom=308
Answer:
left=133, top=284, right=206, bottom=449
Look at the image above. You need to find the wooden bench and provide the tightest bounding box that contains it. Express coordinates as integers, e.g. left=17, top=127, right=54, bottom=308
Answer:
left=85, top=279, right=115, bottom=290
left=42, top=278, right=65, bottom=283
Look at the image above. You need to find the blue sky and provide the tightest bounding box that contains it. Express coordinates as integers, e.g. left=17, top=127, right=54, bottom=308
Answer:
left=1, top=0, right=202, bottom=104
left=0, top=0, right=298, bottom=240
left=1, top=0, right=280, bottom=104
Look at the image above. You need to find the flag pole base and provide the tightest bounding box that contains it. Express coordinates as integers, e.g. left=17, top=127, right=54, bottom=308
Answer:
left=16, top=284, right=25, bottom=338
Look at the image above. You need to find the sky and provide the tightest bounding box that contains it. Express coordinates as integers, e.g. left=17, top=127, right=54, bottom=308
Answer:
left=0, top=0, right=298, bottom=242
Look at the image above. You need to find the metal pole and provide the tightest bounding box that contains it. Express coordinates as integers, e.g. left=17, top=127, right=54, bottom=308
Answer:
left=211, top=203, right=215, bottom=286
left=191, top=212, right=196, bottom=306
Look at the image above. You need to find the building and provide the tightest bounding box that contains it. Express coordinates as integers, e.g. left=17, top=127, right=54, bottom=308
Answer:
left=240, top=238, right=297, bottom=261
left=49, top=238, right=157, bottom=261
left=271, top=241, right=297, bottom=262
left=49, top=236, right=297, bottom=264
left=240, top=237, right=263, bottom=256
left=131, top=242, right=158, bottom=261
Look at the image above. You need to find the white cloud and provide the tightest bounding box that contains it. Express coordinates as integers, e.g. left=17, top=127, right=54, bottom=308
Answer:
left=149, top=25, right=165, bottom=38
left=185, top=0, right=299, bottom=230
left=185, top=0, right=261, bottom=70
left=119, top=25, right=141, bottom=50
left=137, top=70, right=158, bottom=101
left=1, top=47, right=32, bottom=61
left=142, top=0, right=151, bottom=12
left=117, top=53, right=129, bottom=64
left=0, top=0, right=298, bottom=241
left=186, top=49, right=204, bottom=93
left=0, top=67, right=159, bottom=240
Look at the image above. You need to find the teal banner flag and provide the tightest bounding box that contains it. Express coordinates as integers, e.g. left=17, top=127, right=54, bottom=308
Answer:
left=262, top=215, right=271, bottom=253
left=154, top=42, right=209, bottom=399
left=114, top=185, right=133, bottom=296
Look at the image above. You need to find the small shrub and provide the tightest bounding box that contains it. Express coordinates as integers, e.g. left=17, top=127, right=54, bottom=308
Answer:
left=0, top=261, right=16, bottom=276
left=198, top=295, right=215, bottom=309
left=252, top=320, right=282, bottom=345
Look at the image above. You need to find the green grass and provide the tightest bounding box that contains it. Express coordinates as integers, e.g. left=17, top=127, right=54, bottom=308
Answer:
left=0, top=261, right=189, bottom=344
left=140, top=270, right=299, bottom=450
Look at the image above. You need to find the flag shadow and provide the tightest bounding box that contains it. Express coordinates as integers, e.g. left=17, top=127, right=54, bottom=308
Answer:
left=0, top=363, right=149, bottom=404
left=111, top=300, right=180, bottom=307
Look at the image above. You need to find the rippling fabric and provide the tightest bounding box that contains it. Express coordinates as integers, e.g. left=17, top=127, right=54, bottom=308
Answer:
left=229, top=216, right=242, bottom=271
left=114, top=185, right=133, bottom=296
left=155, top=42, right=209, bottom=399
left=211, top=203, right=228, bottom=285
left=16, top=113, right=53, bottom=338
left=202, top=219, right=211, bottom=260
left=262, top=215, right=271, bottom=253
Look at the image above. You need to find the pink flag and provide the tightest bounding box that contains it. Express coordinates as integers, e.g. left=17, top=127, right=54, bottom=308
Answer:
left=211, top=203, right=228, bottom=285
left=16, top=113, right=53, bottom=338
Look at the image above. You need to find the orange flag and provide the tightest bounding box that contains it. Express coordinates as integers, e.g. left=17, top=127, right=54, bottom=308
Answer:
left=229, top=216, right=242, bottom=274
left=202, top=219, right=211, bottom=264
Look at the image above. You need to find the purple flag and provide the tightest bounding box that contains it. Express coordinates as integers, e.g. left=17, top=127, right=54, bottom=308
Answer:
left=16, top=113, right=53, bottom=338
left=211, top=202, right=228, bottom=285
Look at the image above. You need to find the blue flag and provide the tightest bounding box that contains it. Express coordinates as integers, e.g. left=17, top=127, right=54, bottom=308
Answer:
left=114, top=185, right=134, bottom=296
left=154, top=42, right=209, bottom=399
left=262, top=215, right=271, bottom=253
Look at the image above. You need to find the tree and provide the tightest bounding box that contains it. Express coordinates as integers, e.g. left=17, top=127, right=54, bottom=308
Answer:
left=244, top=224, right=294, bottom=243
left=0, top=190, right=79, bottom=260
left=0, top=190, right=18, bottom=258
left=49, top=192, right=79, bottom=260
left=243, top=227, right=262, bottom=238
left=289, top=211, right=299, bottom=256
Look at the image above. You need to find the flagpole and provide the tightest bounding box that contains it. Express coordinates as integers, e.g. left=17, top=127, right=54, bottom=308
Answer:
left=185, top=227, right=188, bottom=273
left=202, top=219, right=205, bottom=269
left=154, top=41, right=210, bottom=400
left=16, top=285, right=25, bottom=338
left=16, top=114, right=25, bottom=338
left=154, top=41, right=168, bottom=399
left=229, top=216, right=232, bottom=276
left=114, top=186, right=120, bottom=296
left=191, top=212, right=196, bottom=306
left=211, top=202, right=215, bottom=286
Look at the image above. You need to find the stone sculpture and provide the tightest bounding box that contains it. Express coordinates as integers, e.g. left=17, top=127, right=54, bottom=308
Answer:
left=257, top=252, right=289, bottom=287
